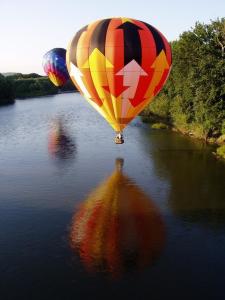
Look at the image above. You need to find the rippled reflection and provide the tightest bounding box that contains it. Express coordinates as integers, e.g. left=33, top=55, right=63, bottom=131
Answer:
left=70, top=158, right=165, bottom=278
left=48, top=117, right=76, bottom=160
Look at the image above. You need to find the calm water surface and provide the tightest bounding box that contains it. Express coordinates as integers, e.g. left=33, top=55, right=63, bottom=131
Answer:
left=0, top=93, right=225, bottom=300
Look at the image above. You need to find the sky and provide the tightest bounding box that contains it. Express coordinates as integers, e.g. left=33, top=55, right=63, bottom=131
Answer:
left=0, top=0, right=224, bottom=74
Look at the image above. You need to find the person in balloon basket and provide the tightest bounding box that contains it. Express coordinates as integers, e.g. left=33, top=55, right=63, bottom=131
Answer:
left=114, top=132, right=124, bottom=144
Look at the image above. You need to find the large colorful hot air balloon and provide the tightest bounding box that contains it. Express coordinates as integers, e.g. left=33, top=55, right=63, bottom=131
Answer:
left=43, top=48, right=69, bottom=87
left=70, top=159, right=165, bottom=278
left=67, top=18, right=172, bottom=143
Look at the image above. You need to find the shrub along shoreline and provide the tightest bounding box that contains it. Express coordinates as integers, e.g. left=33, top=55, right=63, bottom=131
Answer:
left=0, top=72, right=76, bottom=104
left=0, top=74, right=15, bottom=105
left=142, top=18, right=225, bottom=159
left=141, top=113, right=225, bottom=160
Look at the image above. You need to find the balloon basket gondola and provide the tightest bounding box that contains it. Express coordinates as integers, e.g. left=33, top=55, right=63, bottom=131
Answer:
left=114, top=134, right=124, bottom=144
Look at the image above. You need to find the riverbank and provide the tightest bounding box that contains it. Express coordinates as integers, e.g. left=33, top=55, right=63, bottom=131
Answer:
left=141, top=19, right=225, bottom=161
left=141, top=113, right=225, bottom=160
left=0, top=99, right=15, bottom=106
left=14, top=90, right=78, bottom=102
left=13, top=74, right=76, bottom=99
left=0, top=72, right=77, bottom=105
left=0, top=74, right=14, bottom=105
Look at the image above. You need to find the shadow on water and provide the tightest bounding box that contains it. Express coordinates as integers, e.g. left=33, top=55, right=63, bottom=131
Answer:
left=48, top=116, right=76, bottom=162
left=142, top=129, right=225, bottom=228
left=69, top=158, right=165, bottom=279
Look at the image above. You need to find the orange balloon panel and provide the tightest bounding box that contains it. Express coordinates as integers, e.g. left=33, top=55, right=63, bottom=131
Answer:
left=67, top=18, right=172, bottom=132
left=70, top=159, right=165, bottom=278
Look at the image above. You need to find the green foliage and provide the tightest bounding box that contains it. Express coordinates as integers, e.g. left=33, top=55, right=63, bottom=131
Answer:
left=217, top=134, right=225, bottom=144
left=14, top=77, right=58, bottom=98
left=144, top=18, right=225, bottom=139
left=147, top=96, right=170, bottom=119
left=7, top=73, right=42, bottom=80
left=10, top=74, right=76, bottom=99
left=216, top=145, right=225, bottom=159
left=151, top=123, right=168, bottom=129
left=221, top=121, right=225, bottom=135
left=0, top=74, right=15, bottom=105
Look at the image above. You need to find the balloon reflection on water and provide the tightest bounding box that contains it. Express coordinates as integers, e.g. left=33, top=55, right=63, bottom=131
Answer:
left=70, top=159, right=165, bottom=278
left=48, top=118, right=76, bottom=160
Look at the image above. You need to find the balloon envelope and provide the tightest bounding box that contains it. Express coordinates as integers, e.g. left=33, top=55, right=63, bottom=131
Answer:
left=43, top=48, right=69, bottom=87
left=67, top=18, right=172, bottom=132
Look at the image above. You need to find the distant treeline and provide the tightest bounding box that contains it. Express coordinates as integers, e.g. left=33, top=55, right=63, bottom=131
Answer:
left=143, top=18, right=225, bottom=140
left=0, top=72, right=77, bottom=105
left=0, top=74, right=15, bottom=105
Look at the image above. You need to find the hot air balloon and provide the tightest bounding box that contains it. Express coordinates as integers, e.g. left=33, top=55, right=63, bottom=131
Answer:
left=70, top=159, right=165, bottom=278
left=43, top=48, right=69, bottom=87
left=67, top=18, right=172, bottom=143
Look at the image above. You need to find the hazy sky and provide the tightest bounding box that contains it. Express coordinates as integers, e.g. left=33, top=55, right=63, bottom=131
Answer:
left=0, top=0, right=224, bottom=74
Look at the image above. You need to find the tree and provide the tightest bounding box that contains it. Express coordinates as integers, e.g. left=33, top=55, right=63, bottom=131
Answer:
left=144, top=18, right=225, bottom=138
left=0, top=74, right=15, bottom=105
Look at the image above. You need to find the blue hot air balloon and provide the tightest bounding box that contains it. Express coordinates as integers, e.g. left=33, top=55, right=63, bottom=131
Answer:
left=43, top=48, right=69, bottom=87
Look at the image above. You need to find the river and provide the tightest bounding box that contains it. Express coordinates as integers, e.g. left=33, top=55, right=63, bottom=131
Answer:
left=0, top=93, right=225, bottom=300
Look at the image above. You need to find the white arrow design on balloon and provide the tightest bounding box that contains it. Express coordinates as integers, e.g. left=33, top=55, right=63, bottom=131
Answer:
left=116, top=60, right=148, bottom=117
left=70, top=62, right=91, bottom=99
